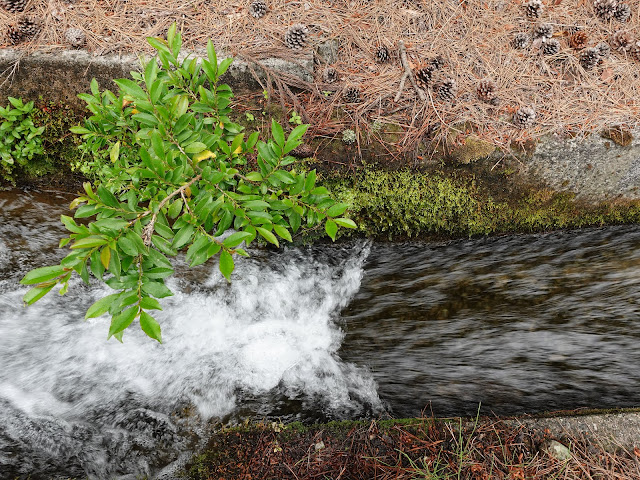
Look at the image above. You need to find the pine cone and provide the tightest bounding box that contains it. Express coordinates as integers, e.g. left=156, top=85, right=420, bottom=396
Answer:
left=513, top=32, right=531, bottom=49
left=16, top=16, right=40, bottom=40
left=249, top=0, right=267, bottom=19
left=435, top=78, right=457, bottom=101
left=596, top=41, right=611, bottom=58
left=525, top=0, right=544, bottom=19
left=322, top=67, right=338, bottom=83
left=542, top=39, right=560, bottom=55
left=569, top=31, right=588, bottom=49
left=0, top=0, right=27, bottom=13
left=343, top=86, right=360, bottom=103
left=534, top=23, right=553, bottom=40
left=580, top=47, right=601, bottom=69
left=65, top=28, right=86, bottom=48
left=593, top=0, right=618, bottom=20
left=285, top=24, right=308, bottom=50
left=376, top=45, right=390, bottom=63
left=430, top=55, right=445, bottom=70
left=614, top=3, right=631, bottom=22
left=7, top=24, right=23, bottom=45
left=514, top=106, right=536, bottom=128
left=611, top=30, right=633, bottom=51
left=477, top=79, right=497, bottom=103
left=414, top=65, right=435, bottom=89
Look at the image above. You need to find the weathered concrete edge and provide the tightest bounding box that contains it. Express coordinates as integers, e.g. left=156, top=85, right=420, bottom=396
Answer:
left=0, top=47, right=313, bottom=109
left=512, top=412, right=640, bottom=451
left=1, top=47, right=639, bottom=202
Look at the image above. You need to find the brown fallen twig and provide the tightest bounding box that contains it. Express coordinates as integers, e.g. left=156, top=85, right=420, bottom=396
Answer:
left=397, top=40, right=426, bottom=102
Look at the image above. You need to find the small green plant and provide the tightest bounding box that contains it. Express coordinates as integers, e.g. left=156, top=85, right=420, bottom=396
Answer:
left=20, top=25, right=355, bottom=343
left=289, top=111, right=302, bottom=125
left=0, top=97, right=45, bottom=181
left=245, top=112, right=255, bottom=122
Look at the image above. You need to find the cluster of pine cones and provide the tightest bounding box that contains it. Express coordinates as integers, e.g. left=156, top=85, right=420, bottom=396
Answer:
left=1, top=0, right=40, bottom=45
left=515, top=0, right=639, bottom=67
left=2, top=0, right=86, bottom=47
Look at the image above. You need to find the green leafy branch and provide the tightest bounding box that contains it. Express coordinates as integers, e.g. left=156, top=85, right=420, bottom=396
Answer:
left=20, top=24, right=356, bottom=343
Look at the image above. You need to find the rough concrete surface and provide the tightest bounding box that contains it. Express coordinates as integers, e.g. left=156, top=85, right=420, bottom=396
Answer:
left=526, top=129, right=640, bottom=201
left=0, top=48, right=312, bottom=110
left=516, top=412, right=640, bottom=451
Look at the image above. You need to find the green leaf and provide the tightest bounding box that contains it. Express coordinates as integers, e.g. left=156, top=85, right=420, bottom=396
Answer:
left=219, top=250, right=234, bottom=281
left=85, top=293, right=122, bottom=319
left=140, top=297, right=163, bottom=310
left=272, top=170, right=295, bottom=184
left=327, top=203, right=349, bottom=217
left=108, top=306, right=139, bottom=338
left=168, top=199, right=183, bottom=219
left=140, top=312, right=162, bottom=343
left=23, top=284, right=56, bottom=306
left=71, top=236, right=108, bottom=249
left=110, top=141, right=120, bottom=164
left=114, top=78, right=147, bottom=100
left=222, top=231, right=252, bottom=248
left=245, top=171, right=263, bottom=182
left=334, top=217, right=357, bottom=229
left=288, top=211, right=301, bottom=233
left=172, top=224, right=195, bottom=249
left=97, top=185, right=120, bottom=208
left=185, top=142, right=208, bottom=154
left=273, top=224, right=292, bottom=242
left=271, top=119, right=285, bottom=148
left=21, top=265, right=66, bottom=285
left=109, top=248, right=122, bottom=279
left=141, top=280, right=173, bottom=298
left=256, top=226, right=279, bottom=247
left=325, top=219, right=338, bottom=241
left=117, top=236, right=138, bottom=256
left=304, top=170, right=316, bottom=192
left=100, top=246, right=111, bottom=269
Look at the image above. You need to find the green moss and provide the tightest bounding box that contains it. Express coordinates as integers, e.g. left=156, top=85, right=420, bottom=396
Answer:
left=1, top=100, right=84, bottom=185
left=326, top=166, right=640, bottom=240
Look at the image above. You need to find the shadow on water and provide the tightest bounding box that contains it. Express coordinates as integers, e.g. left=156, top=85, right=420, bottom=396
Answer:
left=1, top=189, right=640, bottom=477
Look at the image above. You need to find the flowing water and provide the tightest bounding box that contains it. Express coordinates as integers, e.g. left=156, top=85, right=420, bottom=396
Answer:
left=1, top=190, right=640, bottom=478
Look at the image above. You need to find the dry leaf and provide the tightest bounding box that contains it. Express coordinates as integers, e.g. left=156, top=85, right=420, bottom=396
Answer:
left=634, top=446, right=640, bottom=458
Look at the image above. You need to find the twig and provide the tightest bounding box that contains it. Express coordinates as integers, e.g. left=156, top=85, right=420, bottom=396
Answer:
left=394, top=72, right=408, bottom=102
left=141, top=174, right=201, bottom=246
left=398, top=40, right=426, bottom=102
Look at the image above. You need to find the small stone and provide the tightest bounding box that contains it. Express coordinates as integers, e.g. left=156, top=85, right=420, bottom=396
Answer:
left=547, top=440, right=572, bottom=461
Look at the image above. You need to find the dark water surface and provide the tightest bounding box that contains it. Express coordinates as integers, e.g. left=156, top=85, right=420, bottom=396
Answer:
left=1, top=189, right=639, bottom=478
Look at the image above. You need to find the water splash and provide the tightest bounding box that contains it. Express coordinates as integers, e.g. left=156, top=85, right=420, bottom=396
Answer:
left=0, top=191, right=381, bottom=478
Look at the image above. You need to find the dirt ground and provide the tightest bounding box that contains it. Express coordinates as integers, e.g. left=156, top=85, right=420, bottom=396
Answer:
left=1, top=1, right=640, bottom=158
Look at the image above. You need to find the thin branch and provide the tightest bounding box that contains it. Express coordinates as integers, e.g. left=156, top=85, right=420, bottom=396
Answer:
left=398, top=40, right=426, bottom=102
left=141, top=174, right=201, bottom=246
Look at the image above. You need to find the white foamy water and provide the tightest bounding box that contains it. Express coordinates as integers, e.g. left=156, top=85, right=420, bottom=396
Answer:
left=0, top=236, right=381, bottom=478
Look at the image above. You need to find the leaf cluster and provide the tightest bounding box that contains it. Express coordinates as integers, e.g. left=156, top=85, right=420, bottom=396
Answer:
left=0, top=97, right=46, bottom=181
left=20, top=25, right=355, bottom=342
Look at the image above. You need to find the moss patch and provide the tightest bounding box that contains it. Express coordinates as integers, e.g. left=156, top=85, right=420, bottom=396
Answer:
left=326, top=165, right=640, bottom=240
left=1, top=100, right=84, bottom=187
